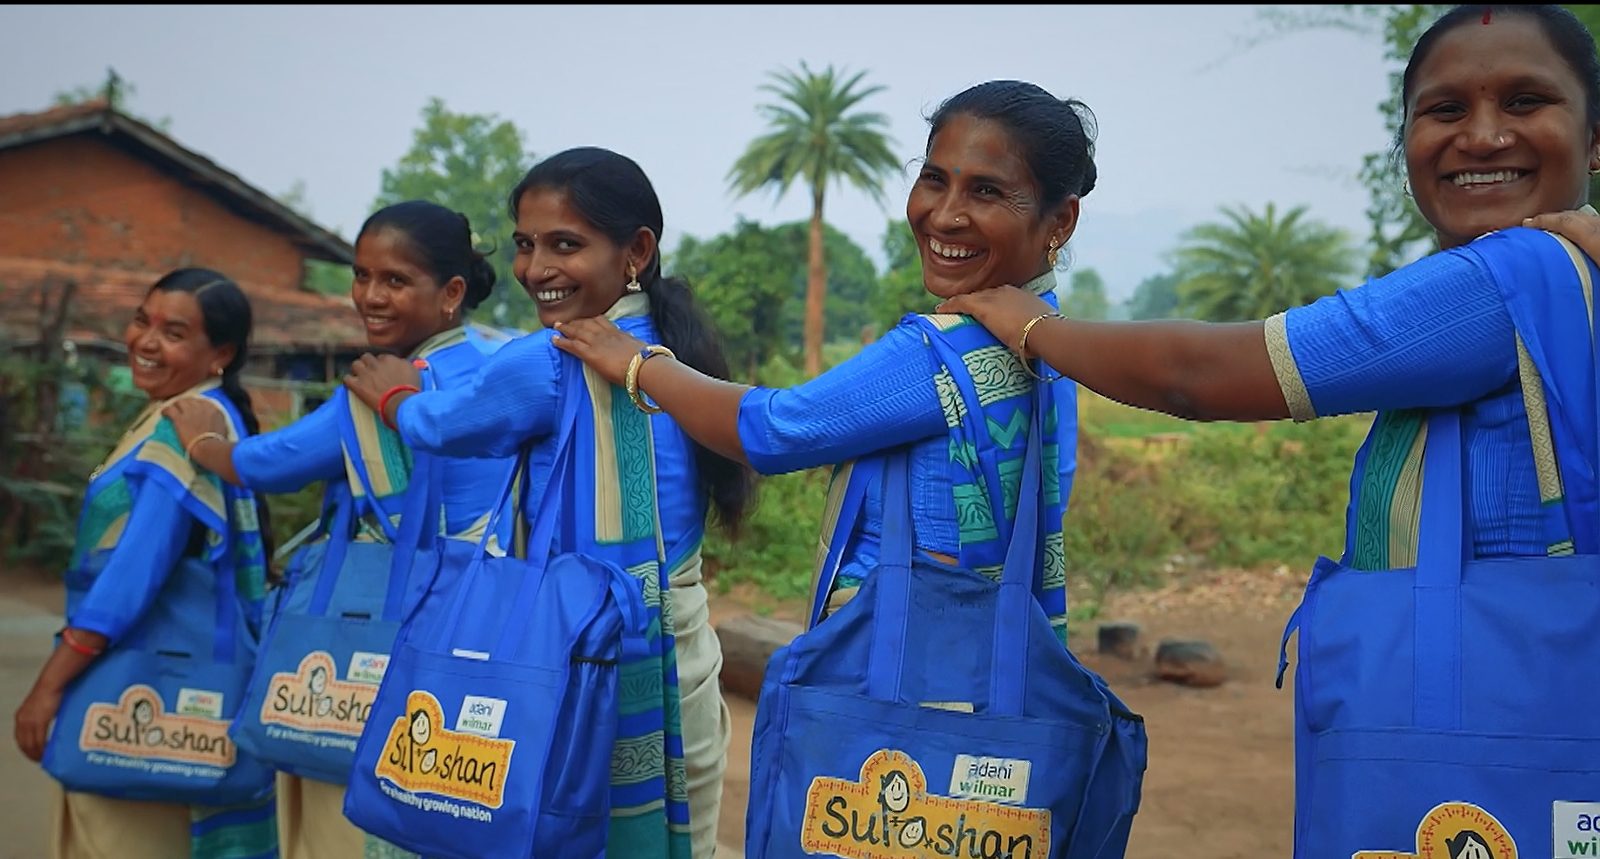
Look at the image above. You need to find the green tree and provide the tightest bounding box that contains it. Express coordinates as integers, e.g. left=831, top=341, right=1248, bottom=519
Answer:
left=1062, top=268, right=1111, bottom=321
left=1124, top=272, right=1183, bottom=320
left=875, top=220, right=927, bottom=331
left=1174, top=203, right=1357, bottom=322
left=666, top=220, right=793, bottom=382
left=768, top=222, right=878, bottom=350
left=728, top=62, right=900, bottom=376
left=377, top=98, right=536, bottom=329
left=52, top=67, right=171, bottom=131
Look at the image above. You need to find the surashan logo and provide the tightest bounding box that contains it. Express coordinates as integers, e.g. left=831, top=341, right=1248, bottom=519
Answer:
left=79, top=685, right=234, bottom=767
left=801, top=749, right=1050, bottom=859
left=374, top=690, right=514, bottom=809
left=1354, top=801, right=1517, bottom=859
left=260, top=651, right=376, bottom=736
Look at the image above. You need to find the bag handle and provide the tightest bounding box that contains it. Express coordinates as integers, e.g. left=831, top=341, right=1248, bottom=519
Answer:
left=1411, top=409, right=1466, bottom=729
left=429, top=374, right=584, bottom=656
left=866, top=398, right=1045, bottom=717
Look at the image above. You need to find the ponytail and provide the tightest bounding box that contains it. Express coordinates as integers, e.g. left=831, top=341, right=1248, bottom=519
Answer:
left=649, top=275, right=754, bottom=532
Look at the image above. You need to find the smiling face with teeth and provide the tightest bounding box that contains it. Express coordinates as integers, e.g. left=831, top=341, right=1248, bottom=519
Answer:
left=123, top=288, right=235, bottom=401
left=1403, top=14, right=1600, bottom=250
left=511, top=188, right=655, bottom=328
left=907, top=114, right=1076, bottom=300
left=350, top=227, right=465, bottom=354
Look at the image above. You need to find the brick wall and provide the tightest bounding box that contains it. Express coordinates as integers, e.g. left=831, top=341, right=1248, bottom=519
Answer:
left=0, top=135, right=305, bottom=291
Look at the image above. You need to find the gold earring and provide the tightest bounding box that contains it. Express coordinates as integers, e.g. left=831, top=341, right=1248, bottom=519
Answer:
left=625, top=263, right=642, bottom=294
left=212, top=366, right=223, bottom=376
left=1047, top=238, right=1060, bottom=268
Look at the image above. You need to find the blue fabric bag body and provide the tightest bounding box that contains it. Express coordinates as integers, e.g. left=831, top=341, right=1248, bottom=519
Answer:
left=746, top=384, right=1145, bottom=859
left=44, top=550, right=276, bottom=804
left=1277, top=234, right=1600, bottom=859
left=229, top=444, right=444, bottom=785
left=342, top=382, right=651, bottom=859
left=1281, top=410, right=1600, bottom=858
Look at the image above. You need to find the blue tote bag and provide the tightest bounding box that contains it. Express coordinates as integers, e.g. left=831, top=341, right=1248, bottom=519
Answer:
left=229, top=446, right=443, bottom=785
left=43, top=549, right=276, bottom=805
left=745, top=403, right=1146, bottom=859
left=1279, top=406, right=1600, bottom=857
left=342, top=384, right=651, bottom=859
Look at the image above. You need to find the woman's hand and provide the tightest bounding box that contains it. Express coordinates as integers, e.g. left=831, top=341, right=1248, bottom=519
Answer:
left=162, top=397, right=230, bottom=451
left=1524, top=208, right=1600, bottom=262
left=13, top=683, right=62, bottom=763
left=551, top=318, right=649, bottom=388
left=344, top=353, right=422, bottom=419
left=936, top=286, right=1059, bottom=354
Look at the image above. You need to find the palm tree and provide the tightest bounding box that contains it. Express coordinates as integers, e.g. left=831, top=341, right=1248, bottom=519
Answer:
left=728, top=62, right=899, bottom=376
left=1174, top=203, right=1358, bottom=322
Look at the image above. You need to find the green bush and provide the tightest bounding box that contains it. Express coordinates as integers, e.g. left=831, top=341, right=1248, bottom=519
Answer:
left=702, top=467, right=831, bottom=602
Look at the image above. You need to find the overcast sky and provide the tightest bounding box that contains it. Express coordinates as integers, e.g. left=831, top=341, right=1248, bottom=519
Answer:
left=0, top=4, right=1393, bottom=303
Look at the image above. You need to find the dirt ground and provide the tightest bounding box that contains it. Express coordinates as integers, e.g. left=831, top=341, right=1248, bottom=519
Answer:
left=0, top=565, right=1306, bottom=858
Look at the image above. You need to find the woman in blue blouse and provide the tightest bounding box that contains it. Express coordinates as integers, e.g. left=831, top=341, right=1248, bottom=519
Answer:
left=342, top=147, right=754, bottom=858
left=14, top=269, right=276, bottom=859
left=167, top=200, right=513, bottom=859
left=938, top=5, right=1600, bottom=853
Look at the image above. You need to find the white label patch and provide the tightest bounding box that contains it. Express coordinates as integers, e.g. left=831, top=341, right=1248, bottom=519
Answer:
left=1555, top=801, right=1600, bottom=858
left=176, top=688, right=224, bottom=719
left=949, top=755, right=1032, bottom=805
left=346, top=651, right=390, bottom=685
left=454, top=696, right=507, bottom=738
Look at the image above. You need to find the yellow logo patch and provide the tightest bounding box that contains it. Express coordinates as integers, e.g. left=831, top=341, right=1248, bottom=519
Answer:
left=1354, top=801, right=1517, bottom=858
left=259, top=651, right=375, bottom=737
left=801, top=749, right=1050, bottom=859
left=79, top=684, right=234, bottom=767
left=374, top=690, right=514, bottom=810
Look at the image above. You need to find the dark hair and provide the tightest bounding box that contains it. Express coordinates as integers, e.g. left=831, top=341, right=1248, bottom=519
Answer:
left=926, top=80, right=1099, bottom=211
left=357, top=200, right=499, bottom=312
left=508, top=147, right=754, bottom=532
left=1394, top=5, right=1600, bottom=157
left=147, top=267, right=273, bottom=559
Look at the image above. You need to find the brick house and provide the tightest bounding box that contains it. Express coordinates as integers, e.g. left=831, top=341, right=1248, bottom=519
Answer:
left=0, top=99, right=368, bottom=426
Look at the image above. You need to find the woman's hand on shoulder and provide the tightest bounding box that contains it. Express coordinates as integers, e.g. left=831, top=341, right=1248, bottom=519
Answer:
left=1524, top=208, right=1600, bottom=261
left=551, top=317, right=648, bottom=388
left=343, top=353, right=421, bottom=414
left=161, top=397, right=229, bottom=449
left=936, top=286, right=1058, bottom=349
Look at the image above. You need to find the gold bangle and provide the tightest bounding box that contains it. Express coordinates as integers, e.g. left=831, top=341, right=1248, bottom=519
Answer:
left=1016, top=313, right=1065, bottom=383
left=626, top=344, right=676, bottom=414
left=184, top=431, right=227, bottom=460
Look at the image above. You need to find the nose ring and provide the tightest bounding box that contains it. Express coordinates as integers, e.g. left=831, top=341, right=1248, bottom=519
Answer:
left=543, top=267, right=555, bottom=277
left=952, top=215, right=966, bottom=227
left=1495, top=133, right=1509, bottom=146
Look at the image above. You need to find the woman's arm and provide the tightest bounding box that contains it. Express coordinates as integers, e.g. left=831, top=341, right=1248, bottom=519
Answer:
left=345, top=336, right=561, bottom=458
left=13, top=488, right=189, bottom=762
left=167, top=397, right=345, bottom=492
left=553, top=318, right=949, bottom=474
left=940, top=245, right=1522, bottom=421
left=937, top=287, right=1286, bottom=421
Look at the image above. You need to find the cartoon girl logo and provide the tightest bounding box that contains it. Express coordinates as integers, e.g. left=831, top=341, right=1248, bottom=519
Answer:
left=879, top=770, right=910, bottom=814
left=309, top=666, right=334, bottom=717
left=132, top=698, right=162, bottom=745
left=410, top=708, right=437, bottom=774
left=1446, top=831, right=1495, bottom=859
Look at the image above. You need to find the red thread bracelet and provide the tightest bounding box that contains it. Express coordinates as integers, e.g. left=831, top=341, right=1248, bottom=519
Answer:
left=60, top=628, right=103, bottom=657
left=377, top=384, right=421, bottom=431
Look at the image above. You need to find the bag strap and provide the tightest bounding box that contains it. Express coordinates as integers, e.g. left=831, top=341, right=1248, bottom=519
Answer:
left=866, top=397, right=1045, bottom=718
left=1412, top=408, right=1466, bottom=730
left=809, top=458, right=878, bottom=630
